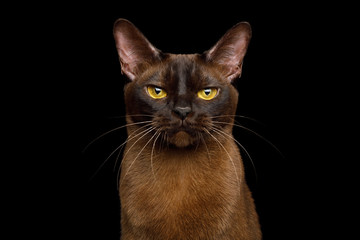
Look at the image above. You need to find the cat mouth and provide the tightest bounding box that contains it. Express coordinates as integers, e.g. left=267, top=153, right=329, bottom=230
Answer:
left=166, top=120, right=200, bottom=148
left=157, top=118, right=207, bottom=148
left=168, top=130, right=196, bottom=148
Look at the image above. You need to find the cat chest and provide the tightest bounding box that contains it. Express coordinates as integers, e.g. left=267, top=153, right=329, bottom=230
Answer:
left=120, top=155, right=238, bottom=236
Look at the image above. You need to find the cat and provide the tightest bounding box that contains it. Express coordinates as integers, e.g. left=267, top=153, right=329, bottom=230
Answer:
left=113, top=18, right=261, bottom=240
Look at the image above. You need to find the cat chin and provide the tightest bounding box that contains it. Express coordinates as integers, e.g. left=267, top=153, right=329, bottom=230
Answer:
left=169, top=131, right=195, bottom=148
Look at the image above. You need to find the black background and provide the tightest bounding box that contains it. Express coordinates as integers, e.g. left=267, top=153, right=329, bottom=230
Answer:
left=15, top=2, right=353, bottom=239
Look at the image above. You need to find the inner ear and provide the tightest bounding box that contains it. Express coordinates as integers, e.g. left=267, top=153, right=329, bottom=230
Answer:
left=113, top=19, right=162, bottom=81
left=203, top=22, right=252, bottom=82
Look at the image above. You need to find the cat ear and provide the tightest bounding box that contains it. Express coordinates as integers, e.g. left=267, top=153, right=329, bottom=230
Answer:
left=113, top=19, right=161, bottom=81
left=204, top=22, right=252, bottom=82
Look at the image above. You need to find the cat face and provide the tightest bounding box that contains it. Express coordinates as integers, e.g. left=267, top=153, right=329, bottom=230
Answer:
left=124, top=54, right=239, bottom=148
left=114, top=19, right=251, bottom=148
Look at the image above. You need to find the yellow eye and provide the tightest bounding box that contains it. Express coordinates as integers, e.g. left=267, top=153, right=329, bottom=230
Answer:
left=197, top=88, right=218, bottom=100
left=147, top=86, right=167, bottom=99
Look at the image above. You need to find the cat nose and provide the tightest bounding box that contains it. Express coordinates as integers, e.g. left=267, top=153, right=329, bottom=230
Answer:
left=173, top=106, right=192, bottom=120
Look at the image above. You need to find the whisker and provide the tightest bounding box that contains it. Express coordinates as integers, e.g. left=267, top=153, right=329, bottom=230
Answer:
left=120, top=128, right=159, bottom=187
left=150, top=131, right=162, bottom=182
left=212, top=120, right=284, bottom=159
left=82, top=120, right=153, bottom=153
left=89, top=124, right=153, bottom=180
left=114, top=145, right=123, bottom=175
left=210, top=115, right=264, bottom=125
left=119, top=126, right=155, bottom=167
left=117, top=126, right=156, bottom=189
left=203, top=128, right=241, bottom=192
left=200, top=132, right=211, bottom=160
left=107, top=114, right=155, bottom=119
left=113, top=123, right=154, bottom=171
left=210, top=126, right=258, bottom=182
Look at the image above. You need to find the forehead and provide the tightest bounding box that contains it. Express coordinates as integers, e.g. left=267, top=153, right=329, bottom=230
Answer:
left=137, top=54, right=226, bottom=89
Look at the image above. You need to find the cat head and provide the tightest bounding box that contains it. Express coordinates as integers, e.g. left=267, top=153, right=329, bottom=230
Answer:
left=113, top=19, right=251, bottom=148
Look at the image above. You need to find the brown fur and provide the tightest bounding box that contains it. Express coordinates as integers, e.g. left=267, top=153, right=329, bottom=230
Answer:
left=114, top=19, right=262, bottom=239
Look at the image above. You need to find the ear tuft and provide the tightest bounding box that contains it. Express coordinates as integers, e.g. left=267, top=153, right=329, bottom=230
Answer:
left=113, top=19, right=161, bottom=81
left=204, top=22, right=252, bottom=82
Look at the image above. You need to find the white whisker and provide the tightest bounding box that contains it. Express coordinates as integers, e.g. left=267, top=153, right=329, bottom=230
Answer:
left=203, top=128, right=241, bottom=192
left=210, top=115, right=263, bottom=125
left=120, top=128, right=159, bottom=186
left=90, top=123, right=154, bottom=180
left=150, top=131, right=162, bottom=182
left=211, top=126, right=257, bottom=181
left=200, top=132, right=211, bottom=160
left=112, top=123, right=155, bottom=172
left=108, top=114, right=155, bottom=119
left=83, top=120, right=153, bottom=153
left=212, top=120, right=284, bottom=158
left=116, top=126, right=156, bottom=189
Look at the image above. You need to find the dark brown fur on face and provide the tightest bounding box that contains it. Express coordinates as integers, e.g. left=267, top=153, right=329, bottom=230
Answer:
left=113, top=19, right=261, bottom=239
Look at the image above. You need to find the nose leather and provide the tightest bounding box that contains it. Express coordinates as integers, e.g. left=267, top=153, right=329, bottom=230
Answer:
left=173, top=106, right=191, bottom=120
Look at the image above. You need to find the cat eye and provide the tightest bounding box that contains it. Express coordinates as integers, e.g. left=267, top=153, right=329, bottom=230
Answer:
left=197, top=88, right=218, bottom=100
left=147, top=86, right=167, bottom=99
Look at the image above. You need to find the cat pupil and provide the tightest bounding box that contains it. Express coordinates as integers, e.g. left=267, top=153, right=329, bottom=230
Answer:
left=155, top=87, right=161, bottom=95
left=204, top=89, right=211, bottom=95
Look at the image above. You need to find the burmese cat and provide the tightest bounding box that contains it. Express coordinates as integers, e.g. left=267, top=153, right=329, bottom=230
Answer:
left=113, top=18, right=261, bottom=239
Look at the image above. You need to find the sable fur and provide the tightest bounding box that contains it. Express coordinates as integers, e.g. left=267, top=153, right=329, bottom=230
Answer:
left=114, top=19, right=261, bottom=239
